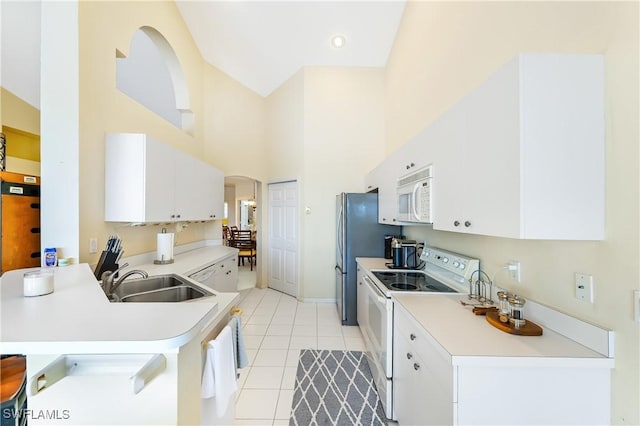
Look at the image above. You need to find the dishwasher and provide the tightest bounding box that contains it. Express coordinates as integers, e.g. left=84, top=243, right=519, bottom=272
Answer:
left=189, top=264, right=218, bottom=290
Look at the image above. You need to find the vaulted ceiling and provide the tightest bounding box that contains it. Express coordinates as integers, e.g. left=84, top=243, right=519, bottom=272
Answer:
left=0, top=1, right=405, bottom=108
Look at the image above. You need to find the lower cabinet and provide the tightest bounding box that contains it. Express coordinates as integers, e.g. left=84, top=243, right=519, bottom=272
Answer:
left=189, top=254, right=239, bottom=293
left=394, top=303, right=453, bottom=425
left=393, top=302, right=611, bottom=425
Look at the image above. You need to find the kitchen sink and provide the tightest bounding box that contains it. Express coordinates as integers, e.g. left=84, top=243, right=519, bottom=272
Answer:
left=108, top=274, right=214, bottom=302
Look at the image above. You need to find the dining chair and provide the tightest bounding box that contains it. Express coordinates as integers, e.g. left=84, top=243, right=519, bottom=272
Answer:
left=229, top=230, right=256, bottom=270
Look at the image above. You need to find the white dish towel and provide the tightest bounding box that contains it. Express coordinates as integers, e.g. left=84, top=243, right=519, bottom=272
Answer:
left=201, top=325, right=237, bottom=421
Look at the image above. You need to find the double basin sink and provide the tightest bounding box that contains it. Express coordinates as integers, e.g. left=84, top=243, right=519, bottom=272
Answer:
left=107, top=274, right=214, bottom=303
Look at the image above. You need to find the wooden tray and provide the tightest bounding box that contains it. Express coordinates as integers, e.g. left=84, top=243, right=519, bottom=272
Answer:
left=486, top=311, right=543, bottom=336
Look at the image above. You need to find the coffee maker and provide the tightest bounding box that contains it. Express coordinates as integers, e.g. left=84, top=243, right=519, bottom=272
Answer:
left=390, top=239, right=423, bottom=269
left=384, top=234, right=405, bottom=259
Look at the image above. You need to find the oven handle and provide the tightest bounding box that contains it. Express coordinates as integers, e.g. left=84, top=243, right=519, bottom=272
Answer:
left=364, top=275, right=387, bottom=304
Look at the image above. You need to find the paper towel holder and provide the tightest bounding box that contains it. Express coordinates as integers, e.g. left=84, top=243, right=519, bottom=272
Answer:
left=154, top=228, right=175, bottom=265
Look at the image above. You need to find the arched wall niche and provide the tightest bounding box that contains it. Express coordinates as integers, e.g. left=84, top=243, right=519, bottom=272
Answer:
left=116, top=25, right=194, bottom=132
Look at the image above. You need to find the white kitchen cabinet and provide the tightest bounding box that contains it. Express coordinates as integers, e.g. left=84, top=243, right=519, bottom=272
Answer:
left=432, top=53, right=604, bottom=240
left=105, top=133, right=224, bottom=223
left=189, top=253, right=238, bottom=293
left=393, top=300, right=611, bottom=426
left=393, top=303, right=454, bottom=425
left=356, top=265, right=367, bottom=329
left=201, top=165, right=225, bottom=220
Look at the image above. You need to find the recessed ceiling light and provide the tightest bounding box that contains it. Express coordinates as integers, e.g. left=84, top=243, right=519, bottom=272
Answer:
left=331, top=35, right=346, bottom=49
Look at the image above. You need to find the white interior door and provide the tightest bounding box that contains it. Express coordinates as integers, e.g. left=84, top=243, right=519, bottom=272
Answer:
left=268, top=181, right=298, bottom=297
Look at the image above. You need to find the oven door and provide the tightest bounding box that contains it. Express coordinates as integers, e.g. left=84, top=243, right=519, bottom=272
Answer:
left=362, top=274, right=394, bottom=418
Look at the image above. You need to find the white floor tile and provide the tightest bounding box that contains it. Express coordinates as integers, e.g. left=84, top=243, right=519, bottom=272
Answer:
left=293, top=315, right=316, bottom=325
left=280, top=367, right=298, bottom=390
left=244, top=366, right=285, bottom=389
left=243, top=324, right=269, bottom=335
left=291, top=324, right=316, bottom=336
left=286, top=349, right=302, bottom=367
left=237, top=368, right=249, bottom=392
left=260, top=335, right=290, bottom=350
left=236, top=389, right=279, bottom=420
left=317, top=336, right=346, bottom=350
left=233, top=419, right=273, bottom=425
left=341, top=325, right=363, bottom=338
left=274, top=389, right=294, bottom=420
left=345, top=337, right=366, bottom=351
left=289, top=335, right=317, bottom=350
left=244, top=335, right=265, bottom=350
left=247, top=314, right=274, bottom=325
left=317, top=323, right=343, bottom=337
left=253, top=349, right=288, bottom=367
left=266, top=324, right=293, bottom=336
left=254, top=306, right=278, bottom=316
left=245, top=349, right=258, bottom=366
left=234, top=293, right=371, bottom=425
left=270, top=314, right=296, bottom=325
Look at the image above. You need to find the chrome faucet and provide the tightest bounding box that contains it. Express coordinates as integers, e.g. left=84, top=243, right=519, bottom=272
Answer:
left=101, top=263, right=148, bottom=299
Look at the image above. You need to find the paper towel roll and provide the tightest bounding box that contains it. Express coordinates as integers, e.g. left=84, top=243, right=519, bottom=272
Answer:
left=156, top=232, right=174, bottom=263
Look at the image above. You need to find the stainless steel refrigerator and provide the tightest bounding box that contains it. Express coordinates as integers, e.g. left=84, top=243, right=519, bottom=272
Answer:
left=335, top=193, right=397, bottom=325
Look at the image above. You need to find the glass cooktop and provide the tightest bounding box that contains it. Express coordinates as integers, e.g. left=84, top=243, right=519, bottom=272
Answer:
left=372, top=271, right=458, bottom=293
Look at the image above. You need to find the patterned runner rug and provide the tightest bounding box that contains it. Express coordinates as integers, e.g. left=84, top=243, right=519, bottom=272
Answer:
left=289, top=349, right=387, bottom=426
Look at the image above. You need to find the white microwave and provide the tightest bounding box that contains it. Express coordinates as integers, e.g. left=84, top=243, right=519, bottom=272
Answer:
left=397, top=165, right=432, bottom=223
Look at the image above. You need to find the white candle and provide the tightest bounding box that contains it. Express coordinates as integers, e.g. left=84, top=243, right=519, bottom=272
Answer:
left=23, top=269, right=55, bottom=297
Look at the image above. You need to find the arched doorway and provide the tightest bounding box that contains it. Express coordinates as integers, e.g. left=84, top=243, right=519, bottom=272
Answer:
left=224, top=176, right=260, bottom=291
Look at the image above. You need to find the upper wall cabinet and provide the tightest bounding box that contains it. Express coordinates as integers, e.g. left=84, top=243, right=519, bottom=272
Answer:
left=433, top=53, right=604, bottom=240
left=367, top=53, right=604, bottom=240
left=105, top=133, right=224, bottom=223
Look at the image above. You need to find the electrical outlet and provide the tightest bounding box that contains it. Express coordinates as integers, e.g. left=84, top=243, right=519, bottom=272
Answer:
left=89, top=238, right=98, bottom=254
left=575, top=273, right=594, bottom=303
left=508, top=261, right=521, bottom=282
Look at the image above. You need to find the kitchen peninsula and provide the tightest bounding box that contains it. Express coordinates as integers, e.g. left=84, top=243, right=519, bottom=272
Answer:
left=0, top=248, right=241, bottom=425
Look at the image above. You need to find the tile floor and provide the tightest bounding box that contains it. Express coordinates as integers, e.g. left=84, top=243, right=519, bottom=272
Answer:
left=232, top=264, right=366, bottom=425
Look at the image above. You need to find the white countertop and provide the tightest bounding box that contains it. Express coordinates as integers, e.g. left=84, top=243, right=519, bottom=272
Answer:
left=356, top=257, right=613, bottom=368
left=1, top=246, right=241, bottom=355
left=123, top=245, right=238, bottom=276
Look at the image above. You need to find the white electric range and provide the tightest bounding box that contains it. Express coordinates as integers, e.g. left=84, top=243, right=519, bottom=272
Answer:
left=359, top=245, right=479, bottom=420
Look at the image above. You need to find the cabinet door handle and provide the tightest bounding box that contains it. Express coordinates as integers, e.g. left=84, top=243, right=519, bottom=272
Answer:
left=464, top=221, right=471, bottom=227
left=410, top=333, right=416, bottom=341
left=454, top=220, right=460, bottom=227
left=176, top=214, right=181, bottom=219
left=171, top=214, right=176, bottom=219
left=413, top=363, right=420, bottom=371
left=406, top=352, right=413, bottom=360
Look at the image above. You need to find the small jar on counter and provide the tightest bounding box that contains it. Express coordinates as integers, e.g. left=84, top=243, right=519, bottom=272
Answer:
left=497, top=291, right=510, bottom=323
left=508, top=295, right=526, bottom=328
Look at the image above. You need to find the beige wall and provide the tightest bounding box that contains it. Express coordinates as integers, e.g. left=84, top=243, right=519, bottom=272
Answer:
left=302, top=67, right=385, bottom=299
left=77, top=1, right=265, bottom=263
left=1, top=88, right=41, bottom=176
left=263, top=70, right=305, bottom=291
left=263, top=67, right=386, bottom=299
left=385, top=2, right=639, bottom=423
left=1, top=88, right=40, bottom=135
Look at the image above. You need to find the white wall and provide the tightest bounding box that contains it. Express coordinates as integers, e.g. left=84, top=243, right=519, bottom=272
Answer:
left=385, top=2, right=639, bottom=423
left=40, top=1, right=79, bottom=262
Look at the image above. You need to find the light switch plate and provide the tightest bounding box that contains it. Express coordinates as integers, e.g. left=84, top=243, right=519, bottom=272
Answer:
left=575, top=273, right=594, bottom=303
left=89, top=238, right=98, bottom=254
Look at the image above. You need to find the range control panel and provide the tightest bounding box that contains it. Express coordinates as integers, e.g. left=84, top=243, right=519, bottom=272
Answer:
left=420, top=245, right=480, bottom=283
